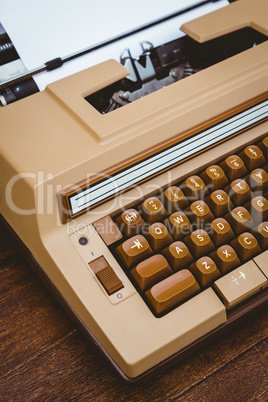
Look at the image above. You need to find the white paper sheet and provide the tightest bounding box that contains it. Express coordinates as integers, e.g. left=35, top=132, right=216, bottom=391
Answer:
left=0, top=0, right=228, bottom=90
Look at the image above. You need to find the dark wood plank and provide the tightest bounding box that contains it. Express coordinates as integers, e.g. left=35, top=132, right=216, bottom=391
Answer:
left=0, top=220, right=267, bottom=401
left=172, top=339, right=268, bottom=401
left=1, top=299, right=267, bottom=400
left=0, top=223, right=74, bottom=376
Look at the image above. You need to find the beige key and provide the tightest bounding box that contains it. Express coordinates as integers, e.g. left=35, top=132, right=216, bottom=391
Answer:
left=254, top=250, right=268, bottom=280
left=131, top=255, right=172, bottom=291
left=145, top=269, right=200, bottom=315
left=214, top=261, right=267, bottom=309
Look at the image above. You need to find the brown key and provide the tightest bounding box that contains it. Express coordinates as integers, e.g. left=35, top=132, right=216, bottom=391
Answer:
left=163, top=241, right=194, bottom=271
left=225, top=179, right=252, bottom=206
left=184, top=229, right=214, bottom=258
left=231, top=232, right=261, bottom=262
left=239, top=145, right=266, bottom=170
left=200, top=165, right=228, bottom=191
left=225, top=206, right=254, bottom=235
left=246, top=168, right=268, bottom=192
left=116, top=235, right=153, bottom=268
left=131, top=255, right=172, bottom=291
left=205, top=217, right=234, bottom=247
left=93, top=216, right=123, bottom=246
left=189, top=256, right=220, bottom=287
left=163, top=186, right=189, bottom=213
left=258, top=136, right=268, bottom=158
left=165, top=211, right=192, bottom=240
left=252, top=221, right=268, bottom=249
left=220, top=155, right=247, bottom=181
left=185, top=200, right=214, bottom=228
left=205, top=190, right=233, bottom=218
left=145, top=269, right=200, bottom=315
left=245, top=196, right=268, bottom=223
left=181, top=175, right=209, bottom=202
left=139, top=197, right=168, bottom=224
left=144, top=222, right=173, bottom=252
left=116, top=208, right=145, bottom=236
left=210, top=245, right=241, bottom=274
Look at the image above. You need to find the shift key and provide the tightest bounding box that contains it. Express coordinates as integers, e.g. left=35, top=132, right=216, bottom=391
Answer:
left=214, top=261, right=267, bottom=309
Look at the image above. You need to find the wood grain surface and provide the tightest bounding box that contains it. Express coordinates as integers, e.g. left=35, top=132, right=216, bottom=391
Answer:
left=0, top=220, right=267, bottom=401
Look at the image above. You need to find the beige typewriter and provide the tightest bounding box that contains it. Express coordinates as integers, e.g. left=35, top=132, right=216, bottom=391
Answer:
left=0, top=0, right=267, bottom=381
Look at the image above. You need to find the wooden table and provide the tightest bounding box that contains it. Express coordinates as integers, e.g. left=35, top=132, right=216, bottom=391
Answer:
left=0, top=220, right=267, bottom=401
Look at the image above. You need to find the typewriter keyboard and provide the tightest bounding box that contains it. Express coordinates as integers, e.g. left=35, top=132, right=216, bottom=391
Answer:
left=104, top=136, right=268, bottom=316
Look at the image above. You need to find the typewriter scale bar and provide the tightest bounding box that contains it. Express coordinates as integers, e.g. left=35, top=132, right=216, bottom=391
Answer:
left=0, top=0, right=268, bottom=381
left=68, top=101, right=268, bottom=217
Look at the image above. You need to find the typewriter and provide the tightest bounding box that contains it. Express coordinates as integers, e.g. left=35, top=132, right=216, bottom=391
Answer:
left=0, top=0, right=267, bottom=381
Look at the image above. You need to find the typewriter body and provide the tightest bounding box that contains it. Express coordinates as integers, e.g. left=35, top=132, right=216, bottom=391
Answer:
left=0, top=0, right=267, bottom=380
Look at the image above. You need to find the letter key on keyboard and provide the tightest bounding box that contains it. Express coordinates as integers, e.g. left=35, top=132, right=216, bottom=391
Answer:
left=103, top=136, right=268, bottom=316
